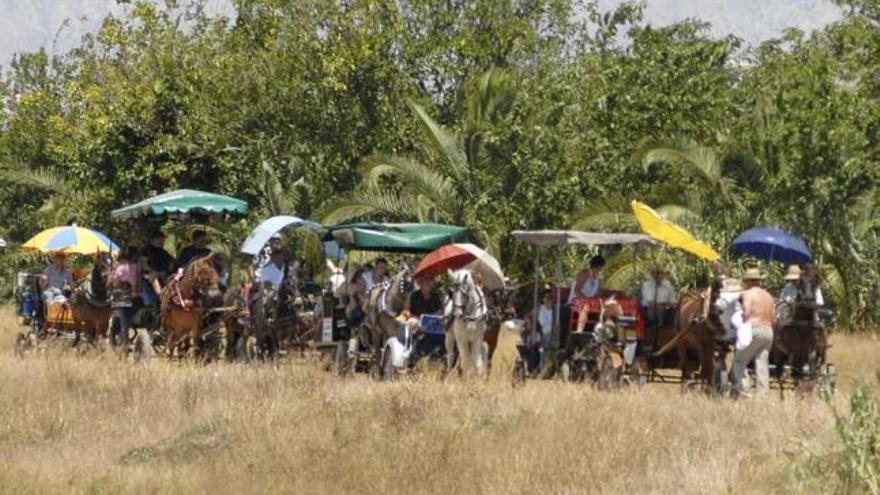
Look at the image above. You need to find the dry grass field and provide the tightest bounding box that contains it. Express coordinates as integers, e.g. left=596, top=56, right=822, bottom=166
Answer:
left=0, top=304, right=877, bottom=495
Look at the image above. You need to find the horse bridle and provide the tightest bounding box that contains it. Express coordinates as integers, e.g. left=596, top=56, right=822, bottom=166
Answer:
left=452, top=274, right=486, bottom=322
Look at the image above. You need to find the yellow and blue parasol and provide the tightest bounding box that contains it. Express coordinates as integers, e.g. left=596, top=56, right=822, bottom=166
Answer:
left=22, top=226, right=120, bottom=255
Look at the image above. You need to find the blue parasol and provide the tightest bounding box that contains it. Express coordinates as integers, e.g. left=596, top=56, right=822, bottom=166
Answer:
left=730, top=227, right=812, bottom=264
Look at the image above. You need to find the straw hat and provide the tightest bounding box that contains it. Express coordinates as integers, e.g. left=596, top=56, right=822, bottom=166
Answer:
left=784, top=265, right=802, bottom=281
left=720, top=278, right=743, bottom=293
left=741, top=268, right=765, bottom=281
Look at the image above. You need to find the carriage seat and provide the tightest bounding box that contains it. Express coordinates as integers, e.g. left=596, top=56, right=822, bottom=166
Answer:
left=46, top=302, right=75, bottom=326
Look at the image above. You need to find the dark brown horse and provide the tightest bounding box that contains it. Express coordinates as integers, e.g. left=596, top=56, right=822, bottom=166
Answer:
left=68, top=256, right=112, bottom=347
left=250, top=262, right=307, bottom=359
left=159, top=254, right=222, bottom=358
left=773, top=302, right=828, bottom=381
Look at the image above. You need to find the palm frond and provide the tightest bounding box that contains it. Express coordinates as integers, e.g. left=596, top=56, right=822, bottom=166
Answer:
left=318, top=185, right=421, bottom=226
left=407, top=100, right=469, bottom=182
left=0, top=166, right=74, bottom=195
left=359, top=154, right=457, bottom=209
left=568, top=194, right=638, bottom=231
left=643, top=139, right=726, bottom=195
left=468, top=67, right=516, bottom=126
left=604, top=255, right=654, bottom=292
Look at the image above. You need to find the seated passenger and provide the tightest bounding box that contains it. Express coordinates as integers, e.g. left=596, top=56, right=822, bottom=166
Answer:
left=361, top=257, right=389, bottom=292
left=408, top=276, right=445, bottom=364
left=258, top=249, right=287, bottom=289
left=566, top=255, right=606, bottom=306
left=41, top=253, right=73, bottom=304
left=570, top=255, right=606, bottom=333
left=779, top=265, right=801, bottom=304
left=523, top=289, right=555, bottom=372
left=641, top=267, right=678, bottom=328
left=176, top=229, right=212, bottom=268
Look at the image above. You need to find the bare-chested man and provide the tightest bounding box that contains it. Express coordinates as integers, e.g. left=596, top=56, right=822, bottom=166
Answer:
left=733, top=268, right=776, bottom=397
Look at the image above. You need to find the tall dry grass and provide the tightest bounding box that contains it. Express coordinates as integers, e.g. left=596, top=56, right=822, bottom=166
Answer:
left=0, top=304, right=876, bottom=495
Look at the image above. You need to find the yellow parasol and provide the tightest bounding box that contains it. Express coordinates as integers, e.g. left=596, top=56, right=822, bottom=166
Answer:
left=630, top=200, right=720, bottom=262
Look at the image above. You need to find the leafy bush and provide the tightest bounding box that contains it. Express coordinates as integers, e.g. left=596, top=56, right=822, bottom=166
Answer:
left=828, top=374, right=880, bottom=494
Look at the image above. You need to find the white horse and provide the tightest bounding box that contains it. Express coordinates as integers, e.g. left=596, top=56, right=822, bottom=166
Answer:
left=446, top=269, right=488, bottom=378
left=325, top=259, right=347, bottom=298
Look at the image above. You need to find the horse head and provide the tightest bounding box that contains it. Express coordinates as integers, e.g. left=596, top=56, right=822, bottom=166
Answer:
left=449, top=269, right=481, bottom=319
left=326, top=259, right=346, bottom=298
left=187, top=253, right=222, bottom=307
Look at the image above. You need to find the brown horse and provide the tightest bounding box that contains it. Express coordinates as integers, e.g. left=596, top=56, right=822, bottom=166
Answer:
left=68, top=256, right=112, bottom=347
left=671, top=292, right=730, bottom=391
left=159, top=254, right=222, bottom=358
left=482, top=288, right=517, bottom=372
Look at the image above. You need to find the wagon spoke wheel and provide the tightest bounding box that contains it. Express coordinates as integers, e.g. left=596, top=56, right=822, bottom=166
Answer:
left=332, top=341, right=349, bottom=376
left=596, top=352, right=621, bottom=391
left=511, top=360, right=526, bottom=387
left=14, top=332, right=32, bottom=358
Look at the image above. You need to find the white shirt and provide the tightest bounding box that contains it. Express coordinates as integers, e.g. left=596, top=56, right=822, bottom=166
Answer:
left=779, top=283, right=825, bottom=306
left=715, top=293, right=752, bottom=351
left=259, top=263, right=284, bottom=288
left=362, top=270, right=381, bottom=292
left=779, top=283, right=798, bottom=304
left=536, top=305, right=554, bottom=348
left=566, top=274, right=601, bottom=305
left=640, top=278, right=678, bottom=307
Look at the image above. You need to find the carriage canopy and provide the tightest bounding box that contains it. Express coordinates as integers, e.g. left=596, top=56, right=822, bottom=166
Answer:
left=110, top=189, right=249, bottom=220
left=511, top=230, right=655, bottom=246
left=326, top=222, right=469, bottom=253
left=240, top=215, right=324, bottom=256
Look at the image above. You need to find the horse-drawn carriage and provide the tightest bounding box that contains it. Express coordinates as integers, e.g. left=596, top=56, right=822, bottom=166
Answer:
left=229, top=215, right=331, bottom=361
left=110, top=189, right=249, bottom=361
left=13, top=227, right=120, bottom=357
left=14, top=272, right=81, bottom=355
left=319, top=222, right=470, bottom=379
left=509, top=230, right=657, bottom=388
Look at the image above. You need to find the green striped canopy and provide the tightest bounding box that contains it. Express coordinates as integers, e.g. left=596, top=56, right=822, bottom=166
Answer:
left=326, top=222, right=469, bottom=253
left=111, top=189, right=248, bottom=220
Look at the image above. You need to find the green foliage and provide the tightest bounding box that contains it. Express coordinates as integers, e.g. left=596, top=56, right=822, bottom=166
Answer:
left=0, top=0, right=879, bottom=326
left=826, top=377, right=880, bottom=494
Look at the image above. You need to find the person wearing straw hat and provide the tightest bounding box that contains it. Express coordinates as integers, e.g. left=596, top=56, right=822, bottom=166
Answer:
left=640, top=266, right=678, bottom=329
left=734, top=268, right=776, bottom=398
left=779, top=265, right=801, bottom=304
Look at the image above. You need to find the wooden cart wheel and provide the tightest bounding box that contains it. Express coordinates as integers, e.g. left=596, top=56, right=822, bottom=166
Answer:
left=596, top=353, right=621, bottom=391
left=331, top=341, right=345, bottom=375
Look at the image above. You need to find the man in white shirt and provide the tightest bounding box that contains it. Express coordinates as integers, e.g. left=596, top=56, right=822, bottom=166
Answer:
left=361, top=258, right=389, bottom=292
left=258, top=250, right=286, bottom=289
left=779, top=265, right=801, bottom=304
left=641, top=267, right=678, bottom=328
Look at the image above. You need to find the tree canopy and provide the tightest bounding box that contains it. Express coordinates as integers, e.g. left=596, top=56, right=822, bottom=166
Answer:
left=1, top=0, right=879, bottom=327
